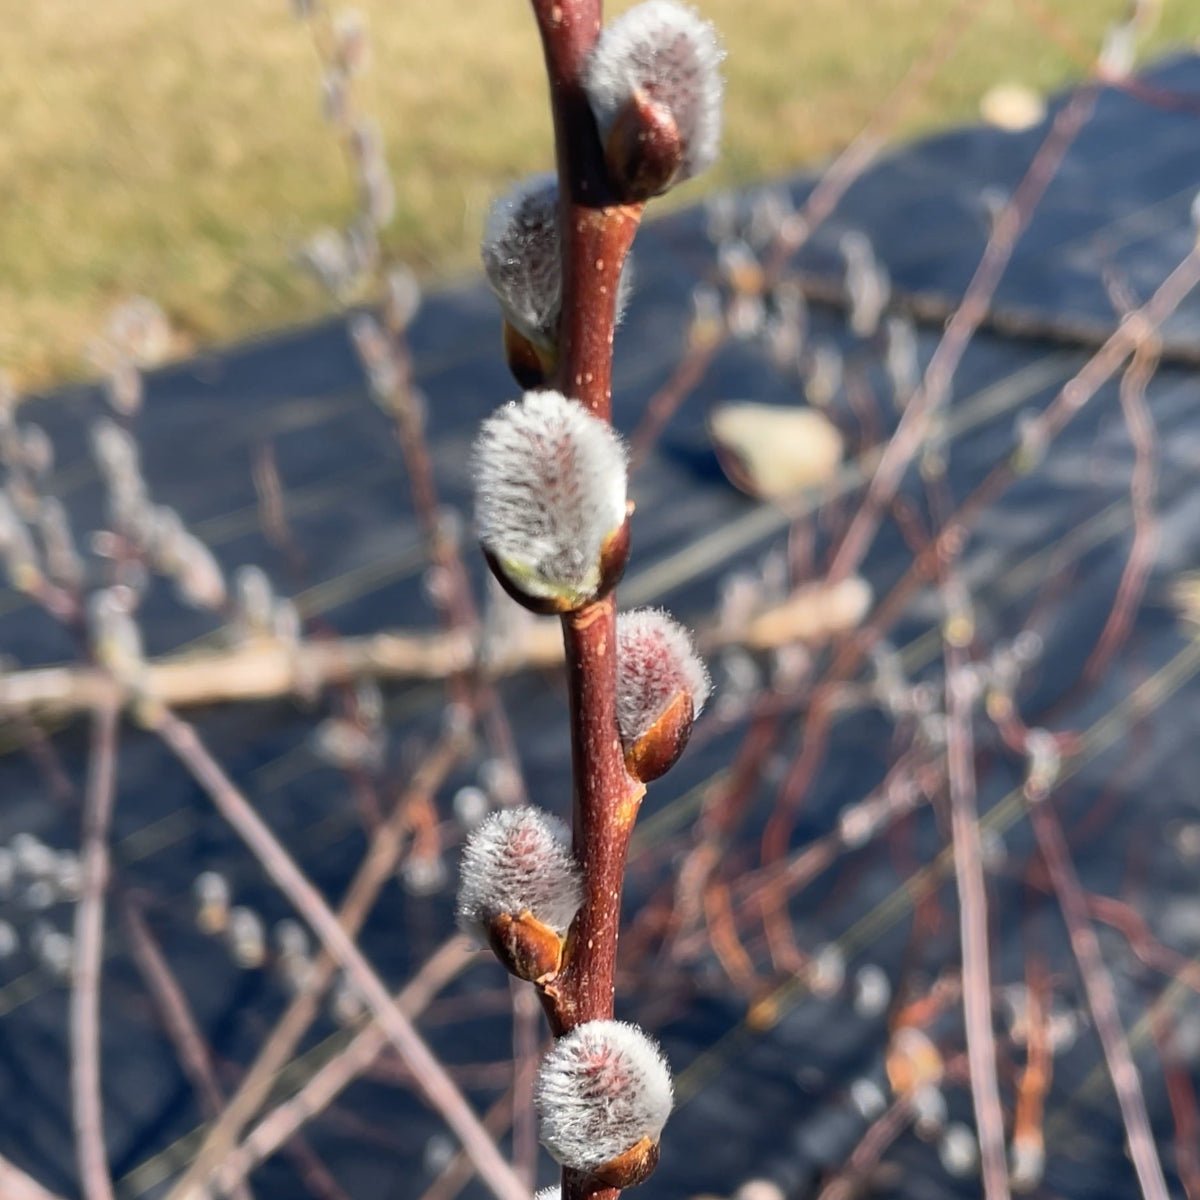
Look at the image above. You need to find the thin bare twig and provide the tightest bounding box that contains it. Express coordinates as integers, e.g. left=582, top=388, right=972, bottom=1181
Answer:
left=222, top=937, right=475, bottom=1194
left=943, top=632, right=1010, bottom=1200
left=419, top=1087, right=517, bottom=1200
left=826, top=82, right=1100, bottom=586
left=1083, top=336, right=1161, bottom=682
left=1150, top=1005, right=1200, bottom=1200
left=628, top=328, right=725, bottom=467
left=1030, top=798, right=1169, bottom=1200
left=171, top=732, right=465, bottom=1200
left=510, top=980, right=542, bottom=1189
left=150, top=708, right=530, bottom=1200
left=0, top=577, right=867, bottom=723
left=764, top=0, right=984, bottom=279
left=119, top=896, right=254, bottom=1200
left=815, top=1098, right=913, bottom=1200
left=849, top=250, right=1200, bottom=687
left=71, top=702, right=120, bottom=1200
left=757, top=243, right=1200, bottom=927
left=0, top=1156, right=67, bottom=1200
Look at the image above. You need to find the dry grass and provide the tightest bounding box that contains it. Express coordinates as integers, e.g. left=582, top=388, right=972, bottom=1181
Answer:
left=1, top=0, right=1197, bottom=386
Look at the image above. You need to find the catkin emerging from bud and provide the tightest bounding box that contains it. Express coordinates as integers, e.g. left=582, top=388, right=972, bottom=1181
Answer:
left=482, top=177, right=634, bottom=384
left=584, top=1, right=723, bottom=196
left=535, top=1019, right=674, bottom=1186
left=472, top=391, right=629, bottom=612
left=482, top=175, right=561, bottom=353
left=616, top=608, right=710, bottom=781
left=456, top=806, right=583, bottom=981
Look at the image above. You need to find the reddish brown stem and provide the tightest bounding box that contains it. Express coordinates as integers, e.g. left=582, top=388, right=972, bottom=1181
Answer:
left=528, top=5, right=652, bottom=1200
left=532, top=0, right=641, bottom=419
left=551, top=597, right=645, bottom=1034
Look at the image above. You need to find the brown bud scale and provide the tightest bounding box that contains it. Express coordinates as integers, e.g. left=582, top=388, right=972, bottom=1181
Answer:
left=503, top=319, right=556, bottom=390
left=624, top=688, right=693, bottom=782
left=486, top=910, right=566, bottom=983
left=592, top=1135, right=660, bottom=1189
left=604, top=89, right=684, bottom=202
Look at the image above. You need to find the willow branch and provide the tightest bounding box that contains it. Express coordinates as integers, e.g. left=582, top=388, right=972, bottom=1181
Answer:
left=1030, top=799, right=1168, bottom=1200
left=0, top=1157, right=67, bottom=1200
left=151, top=708, right=530, bottom=1200
left=526, top=4, right=654, bottom=1199
left=169, top=732, right=465, bottom=1200
left=827, top=83, right=1099, bottom=585
left=0, top=578, right=868, bottom=723
left=215, top=937, right=475, bottom=1196
left=120, top=897, right=254, bottom=1200
left=71, top=701, right=119, bottom=1200
left=944, top=645, right=1009, bottom=1199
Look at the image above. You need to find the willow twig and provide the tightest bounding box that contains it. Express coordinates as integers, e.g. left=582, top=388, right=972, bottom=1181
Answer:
left=944, top=639, right=1009, bottom=1200
left=815, top=1098, right=913, bottom=1200
left=120, top=896, right=254, bottom=1200
left=0, top=1156, right=67, bottom=1200
left=71, top=702, right=120, bottom=1200
left=151, top=708, right=530, bottom=1200
left=0, top=577, right=868, bottom=723
left=1082, top=333, right=1161, bottom=681
left=524, top=5, right=656, bottom=1200
left=170, top=732, right=465, bottom=1200
left=1030, top=798, right=1168, bottom=1200
left=220, top=937, right=475, bottom=1195
left=826, top=81, right=1101, bottom=586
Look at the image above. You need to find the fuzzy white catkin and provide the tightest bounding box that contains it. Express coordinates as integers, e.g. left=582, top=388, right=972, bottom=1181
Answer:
left=533, top=1191, right=560, bottom=1200
left=615, top=608, right=710, bottom=746
left=584, top=0, right=724, bottom=184
left=472, top=391, right=627, bottom=604
left=535, top=1020, right=673, bottom=1171
left=482, top=176, right=634, bottom=347
left=455, top=807, right=583, bottom=937
left=482, top=175, right=561, bottom=347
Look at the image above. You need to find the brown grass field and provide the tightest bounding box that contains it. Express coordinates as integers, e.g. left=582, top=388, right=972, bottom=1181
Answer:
left=1, top=0, right=1197, bottom=386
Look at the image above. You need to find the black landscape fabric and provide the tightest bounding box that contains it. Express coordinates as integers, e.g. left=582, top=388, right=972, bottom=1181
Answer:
left=1, top=54, right=1200, bottom=1200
